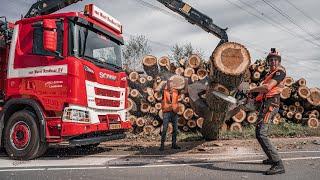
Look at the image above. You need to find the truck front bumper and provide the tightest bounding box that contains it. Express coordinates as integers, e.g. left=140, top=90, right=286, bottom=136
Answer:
left=69, top=133, right=126, bottom=146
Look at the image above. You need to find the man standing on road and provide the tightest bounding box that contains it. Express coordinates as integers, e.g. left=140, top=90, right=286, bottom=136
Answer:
left=247, top=48, right=286, bottom=175
left=159, top=79, right=186, bottom=151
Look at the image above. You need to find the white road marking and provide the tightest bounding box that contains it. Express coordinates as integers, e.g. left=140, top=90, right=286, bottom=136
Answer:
left=47, top=167, right=107, bottom=171
left=238, top=156, right=320, bottom=163
left=0, top=168, right=45, bottom=172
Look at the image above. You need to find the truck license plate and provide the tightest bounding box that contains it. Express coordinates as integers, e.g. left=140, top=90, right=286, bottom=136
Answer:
left=110, top=124, right=121, bottom=130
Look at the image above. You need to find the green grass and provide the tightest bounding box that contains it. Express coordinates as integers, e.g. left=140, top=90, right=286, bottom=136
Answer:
left=219, top=122, right=320, bottom=140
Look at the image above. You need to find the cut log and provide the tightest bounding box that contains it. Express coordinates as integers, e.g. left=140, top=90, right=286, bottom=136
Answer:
left=296, top=106, right=304, bottom=114
left=310, top=110, right=319, bottom=118
left=288, top=105, right=297, bottom=113
left=147, top=75, right=154, bottom=82
left=282, top=104, right=288, bottom=111
left=210, top=42, right=251, bottom=91
left=178, top=118, right=187, bottom=127
left=154, top=91, right=163, bottom=101
left=295, top=78, right=306, bottom=87
left=284, top=77, right=294, bottom=87
left=184, top=67, right=195, bottom=78
left=145, top=87, right=154, bottom=96
left=178, top=94, right=185, bottom=102
left=196, top=117, right=204, bottom=128
left=297, top=86, right=310, bottom=99
left=294, top=113, right=302, bottom=122
left=143, top=125, right=155, bottom=135
left=175, top=67, right=185, bottom=76
left=286, top=111, right=294, bottom=119
left=136, top=117, right=145, bottom=127
left=177, top=103, right=186, bottom=115
left=139, top=76, right=147, bottom=85
left=187, top=54, right=201, bottom=69
left=257, top=65, right=265, bottom=73
left=220, top=123, right=228, bottom=132
left=128, top=71, right=140, bottom=82
left=191, top=74, right=199, bottom=82
left=306, top=118, right=319, bottom=129
left=142, top=55, right=159, bottom=77
left=183, top=97, right=190, bottom=105
left=149, top=107, right=158, bottom=114
left=273, top=117, right=281, bottom=125
left=247, top=112, right=258, bottom=124
left=307, top=88, right=320, bottom=106
left=127, top=98, right=137, bottom=112
left=140, top=103, right=151, bottom=113
left=197, top=68, right=208, bottom=80
left=249, top=83, right=257, bottom=89
left=294, top=102, right=301, bottom=107
left=147, top=95, right=156, bottom=104
left=169, top=75, right=186, bottom=90
left=155, top=103, right=162, bottom=110
left=128, top=115, right=137, bottom=126
left=280, top=87, right=291, bottom=100
left=183, top=108, right=194, bottom=120
left=232, top=109, right=246, bottom=123
left=158, top=56, right=171, bottom=72
left=152, top=119, right=160, bottom=127
left=230, top=122, right=243, bottom=132
left=187, top=120, right=197, bottom=128
left=282, top=111, right=288, bottom=117
left=252, top=71, right=261, bottom=81
left=182, top=125, right=189, bottom=132
left=212, top=83, right=230, bottom=95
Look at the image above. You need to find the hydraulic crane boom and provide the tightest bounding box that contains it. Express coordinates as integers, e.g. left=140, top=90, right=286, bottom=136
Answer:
left=24, top=0, right=228, bottom=45
left=156, top=0, right=228, bottom=45
left=25, top=0, right=83, bottom=18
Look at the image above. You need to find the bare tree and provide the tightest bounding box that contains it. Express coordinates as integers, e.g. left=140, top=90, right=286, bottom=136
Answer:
left=122, top=35, right=152, bottom=70
left=169, top=43, right=205, bottom=65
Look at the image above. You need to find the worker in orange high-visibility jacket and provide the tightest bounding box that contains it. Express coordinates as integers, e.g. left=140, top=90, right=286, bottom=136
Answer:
left=248, top=48, right=286, bottom=175
left=159, top=79, right=187, bottom=151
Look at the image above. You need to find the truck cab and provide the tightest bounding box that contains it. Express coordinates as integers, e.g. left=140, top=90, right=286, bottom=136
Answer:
left=0, top=4, right=131, bottom=160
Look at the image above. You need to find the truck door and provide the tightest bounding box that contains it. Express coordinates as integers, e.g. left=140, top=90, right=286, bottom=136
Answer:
left=7, top=19, right=68, bottom=111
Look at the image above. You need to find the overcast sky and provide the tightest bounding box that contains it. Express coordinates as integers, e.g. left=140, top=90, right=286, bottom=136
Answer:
left=1, top=0, right=320, bottom=87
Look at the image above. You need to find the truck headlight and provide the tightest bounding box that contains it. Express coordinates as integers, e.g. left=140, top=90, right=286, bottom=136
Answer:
left=62, top=108, right=90, bottom=123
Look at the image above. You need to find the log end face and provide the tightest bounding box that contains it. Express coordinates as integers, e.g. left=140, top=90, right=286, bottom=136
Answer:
left=212, top=42, right=251, bottom=76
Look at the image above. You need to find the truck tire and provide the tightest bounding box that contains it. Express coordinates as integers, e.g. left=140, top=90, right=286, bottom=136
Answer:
left=3, top=110, right=41, bottom=160
left=200, top=120, right=220, bottom=141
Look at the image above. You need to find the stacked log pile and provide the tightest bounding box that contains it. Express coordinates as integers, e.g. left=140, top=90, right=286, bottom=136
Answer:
left=126, top=54, right=207, bottom=136
left=126, top=51, right=320, bottom=137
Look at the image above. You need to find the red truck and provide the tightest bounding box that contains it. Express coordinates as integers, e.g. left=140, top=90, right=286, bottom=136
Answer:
left=0, top=1, right=131, bottom=160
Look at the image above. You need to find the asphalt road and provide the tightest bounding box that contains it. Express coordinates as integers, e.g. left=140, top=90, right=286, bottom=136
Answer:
left=0, top=139, right=319, bottom=180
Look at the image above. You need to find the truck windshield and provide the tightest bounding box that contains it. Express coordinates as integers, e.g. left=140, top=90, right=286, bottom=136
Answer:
left=73, top=23, right=122, bottom=71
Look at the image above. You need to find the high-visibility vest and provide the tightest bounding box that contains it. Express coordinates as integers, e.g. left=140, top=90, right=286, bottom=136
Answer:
left=256, top=66, right=286, bottom=102
left=162, top=89, right=179, bottom=113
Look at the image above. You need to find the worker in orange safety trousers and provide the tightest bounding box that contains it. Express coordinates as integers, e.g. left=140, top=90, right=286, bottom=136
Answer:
left=247, top=48, right=286, bottom=175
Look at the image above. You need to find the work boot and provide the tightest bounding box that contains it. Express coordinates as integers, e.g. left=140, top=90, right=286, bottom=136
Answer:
left=262, top=159, right=274, bottom=165
left=159, top=143, right=165, bottom=151
left=265, top=160, right=285, bottom=175
left=171, top=144, right=181, bottom=149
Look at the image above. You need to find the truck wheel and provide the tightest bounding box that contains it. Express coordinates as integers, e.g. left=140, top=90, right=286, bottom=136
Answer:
left=4, top=110, right=41, bottom=160
left=200, top=120, right=220, bottom=141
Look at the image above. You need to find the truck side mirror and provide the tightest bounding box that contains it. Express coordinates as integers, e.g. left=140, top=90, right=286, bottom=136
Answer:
left=43, top=19, right=57, bottom=53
